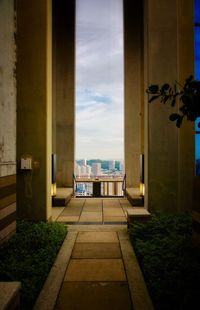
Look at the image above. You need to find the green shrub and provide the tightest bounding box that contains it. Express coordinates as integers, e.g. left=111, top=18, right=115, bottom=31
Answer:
left=129, top=214, right=200, bottom=310
left=0, top=221, right=67, bottom=310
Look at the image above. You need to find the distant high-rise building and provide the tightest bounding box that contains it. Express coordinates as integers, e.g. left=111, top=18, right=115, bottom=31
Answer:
left=79, top=159, right=87, bottom=166
left=119, top=161, right=124, bottom=172
left=92, top=163, right=101, bottom=176
left=86, top=165, right=92, bottom=176
left=80, top=165, right=87, bottom=176
left=109, top=160, right=115, bottom=171
left=75, top=164, right=81, bottom=177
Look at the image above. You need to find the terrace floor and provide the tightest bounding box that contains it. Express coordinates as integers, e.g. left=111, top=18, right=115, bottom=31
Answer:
left=52, top=198, right=133, bottom=224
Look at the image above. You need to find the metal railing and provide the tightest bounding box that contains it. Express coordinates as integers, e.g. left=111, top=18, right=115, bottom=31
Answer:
left=73, top=174, right=126, bottom=197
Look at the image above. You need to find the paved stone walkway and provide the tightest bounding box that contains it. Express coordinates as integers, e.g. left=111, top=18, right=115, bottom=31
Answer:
left=54, top=228, right=133, bottom=310
left=53, top=198, right=133, bottom=224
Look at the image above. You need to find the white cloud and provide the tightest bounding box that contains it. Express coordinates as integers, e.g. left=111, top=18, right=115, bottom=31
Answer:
left=76, top=0, right=124, bottom=159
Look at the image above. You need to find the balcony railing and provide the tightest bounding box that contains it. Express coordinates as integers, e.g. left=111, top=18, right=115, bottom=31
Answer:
left=74, top=175, right=126, bottom=197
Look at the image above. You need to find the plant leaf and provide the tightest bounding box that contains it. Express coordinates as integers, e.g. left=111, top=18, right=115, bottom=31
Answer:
left=161, top=84, right=170, bottom=92
left=163, top=95, right=170, bottom=104
left=148, top=95, right=161, bottom=103
left=171, top=98, right=176, bottom=107
left=169, top=113, right=180, bottom=121
left=176, top=116, right=183, bottom=128
left=147, top=85, right=159, bottom=94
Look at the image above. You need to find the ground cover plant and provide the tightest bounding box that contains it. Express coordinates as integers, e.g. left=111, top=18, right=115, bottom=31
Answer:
left=129, top=214, right=200, bottom=310
left=0, top=221, right=67, bottom=309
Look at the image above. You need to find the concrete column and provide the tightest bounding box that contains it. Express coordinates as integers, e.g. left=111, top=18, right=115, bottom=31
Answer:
left=124, top=0, right=143, bottom=188
left=0, top=0, right=16, bottom=177
left=53, top=0, right=75, bottom=187
left=144, top=0, right=194, bottom=212
left=16, top=0, right=52, bottom=221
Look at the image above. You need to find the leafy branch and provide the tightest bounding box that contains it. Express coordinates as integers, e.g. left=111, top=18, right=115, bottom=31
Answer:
left=146, top=75, right=200, bottom=128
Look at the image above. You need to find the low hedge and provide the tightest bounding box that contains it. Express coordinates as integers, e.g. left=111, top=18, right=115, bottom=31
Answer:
left=0, top=221, right=67, bottom=309
left=129, top=214, right=200, bottom=310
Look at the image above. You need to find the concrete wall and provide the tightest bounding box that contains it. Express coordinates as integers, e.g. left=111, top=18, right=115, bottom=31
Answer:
left=0, top=0, right=16, bottom=241
left=0, top=0, right=16, bottom=177
left=144, top=0, right=194, bottom=212
left=124, top=0, right=144, bottom=188
left=16, top=0, right=52, bottom=221
left=53, top=0, right=75, bottom=188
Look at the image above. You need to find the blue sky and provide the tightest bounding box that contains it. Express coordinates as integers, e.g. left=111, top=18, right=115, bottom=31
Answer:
left=75, top=0, right=124, bottom=160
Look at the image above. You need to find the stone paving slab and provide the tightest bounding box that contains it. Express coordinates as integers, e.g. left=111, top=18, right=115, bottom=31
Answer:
left=55, top=282, right=133, bottom=310
left=64, top=259, right=126, bottom=282
left=57, top=216, right=80, bottom=222
left=84, top=199, right=102, bottom=207
left=119, top=198, right=132, bottom=204
left=103, top=199, right=122, bottom=208
left=82, top=205, right=102, bottom=212
left=59, top=208, right=82, bottom=216
left=66, top=199, right=85, bottom=207
left=79, top=213, right=103, bottom=222
left=72, top=243, right=121, bottom=259
left=103, top=208, right=125, bottom=216
left=80, top=211, right=102, bottom=217
left=104, top=216, right=126, bottom=222
left=76, top=231, right=118, bottom=243
left=67, top=225, right=127, bottom=232
left=52, top=207, right=65, bottom=221
left=79, top=218, right=102, bottom=223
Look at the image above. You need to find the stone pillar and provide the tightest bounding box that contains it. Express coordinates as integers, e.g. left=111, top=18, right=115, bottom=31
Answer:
left=0, top=0, right=16, bottom=178
left=16, top=0, right=52, bottom=221
left=53, top=0, right=75, bottom=188
left=124, top=0, right=143, bottom=188
left=144, top=0, right=194, bottom=212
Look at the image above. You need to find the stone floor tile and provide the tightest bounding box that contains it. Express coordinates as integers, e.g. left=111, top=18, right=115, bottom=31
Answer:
left=80, top=212, right=102, bottom=217
left=60, top=208, right=82, bottom=216
left=79, top=217, right=102, bottom=223
left=76, top=231, right=118, bottom=243
left=103, top=199, right=121, bottom=208
left=66, top=199, right=85, bottom=208
left=64, top=259, right=126, bottom=282
left=55, top=282, right=132, bottom=310
left=104, top=216, right=126, bottom=222
left=84, top=199, right=102, bottom=207
left=103, top=208, right=125, bottom=216
left=82, top=206, right=102, bottom=212
left=57, top=216, right=80, bottom=222
left=52, top=207, right=65, bottom=221
left=72, top=243, right=121, bottom=259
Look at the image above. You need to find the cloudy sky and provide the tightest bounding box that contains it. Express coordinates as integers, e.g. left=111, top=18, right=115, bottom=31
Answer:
left=75, top=0, right=124, bottom=160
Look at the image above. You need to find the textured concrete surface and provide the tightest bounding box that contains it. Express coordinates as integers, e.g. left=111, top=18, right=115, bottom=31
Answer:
left=72, top=243, right=121, bottom=259
left=0, top=0, right=16, bottom=177
left=55, top=282, right=132, bottom=310
left=57, top=216, right=80, bottom=222
left=76, top=231, right=119, bottom=243
left=56, top=198, right=131, bottom=224
left=17, top=0, right=52, bottom=221
left=34, top=224, right=154, bottom=310
left=104, top=216, right=126, bottom=222
left=0, top=282, right=21, bottom=310
left=64, top=259, right=127, bottom=282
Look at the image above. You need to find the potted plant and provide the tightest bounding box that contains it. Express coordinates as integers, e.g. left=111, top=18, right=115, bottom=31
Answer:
left=146, top=75, right=200, bottom=128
